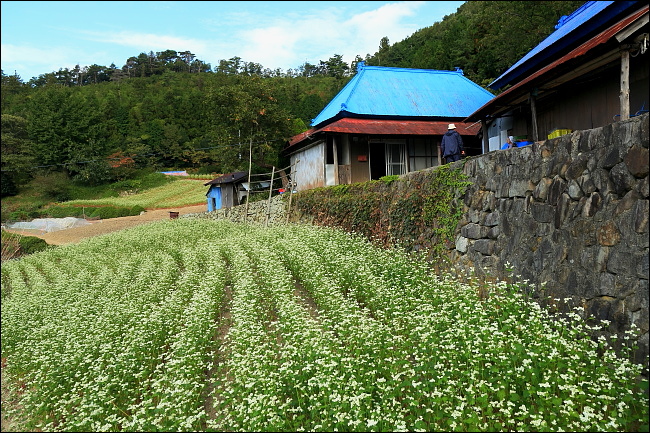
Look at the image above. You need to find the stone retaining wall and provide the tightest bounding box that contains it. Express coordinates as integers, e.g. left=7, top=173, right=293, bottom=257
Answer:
left=182, top=195, right=289, bottom=225
left=444, top=114, right=648, bottom=366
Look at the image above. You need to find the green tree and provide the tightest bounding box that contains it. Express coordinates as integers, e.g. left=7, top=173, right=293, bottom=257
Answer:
left=320, top=54, right=350, bottom=78
left=1, top=114, right=35, bottom=192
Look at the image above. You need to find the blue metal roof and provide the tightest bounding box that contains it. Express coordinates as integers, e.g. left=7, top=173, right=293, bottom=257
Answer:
left=311, top=63, right=494, bottom=128
left=490, top=1, right=641, bottom=90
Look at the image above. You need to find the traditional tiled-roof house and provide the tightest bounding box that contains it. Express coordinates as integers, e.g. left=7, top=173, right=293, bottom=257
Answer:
left=284, top=62, right=494, bottom=192
left=465, top=0, right=649, bottom=151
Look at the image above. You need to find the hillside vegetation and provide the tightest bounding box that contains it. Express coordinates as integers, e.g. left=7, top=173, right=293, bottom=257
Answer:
left=1, top=219, right=648, bottom=432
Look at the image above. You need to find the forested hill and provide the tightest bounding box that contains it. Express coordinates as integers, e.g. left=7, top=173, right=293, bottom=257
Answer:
left=364, top=1, right=584, bottom=87
left=1, top=1, right=583, bottom=193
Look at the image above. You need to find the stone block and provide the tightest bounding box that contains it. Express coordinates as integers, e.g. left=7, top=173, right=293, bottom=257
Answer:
left=473, top=239, right=495, bottom=256
left=555, top=193, right=572, bottom=228
left=615, top=190, right=640, bottom=216
left=582, top=192, right=603, bottom=217
left=567, top=179, right=583, bottom=200
left=606, top=250, right=634, bottom=275
left=461, top=223, right=486, bottom=239
left=482, top=191, right=496, bottom=211
left=596, top=221, right=621, bottom=246
left=633, top=199, right=648, bottom=233
left=509, top=179, right=532, bottom=197
left=530, top=202, right=554, bottom=223
left=624, top=145, right=649, bottom=178
left=455, top=236, right=469, bottom=253
left=548, top=176, right=567, bottom=205
left=483, top=211, right=500, bottom=227
left=578, top=173, right=597, bottom=195
left=610, top=162, right=636, bottom=196
left=487, top=226, right=500, bottom=239
left=599, top=147, right=620, bottom=169
left=533, top=177, right=552, bottom=201
left=566, top=154, right=589, bottom=180
left=638, top=176, right=649, bottom=198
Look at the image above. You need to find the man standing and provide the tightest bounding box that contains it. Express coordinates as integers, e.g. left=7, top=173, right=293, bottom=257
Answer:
left=441, top=123, right=465, bottom=163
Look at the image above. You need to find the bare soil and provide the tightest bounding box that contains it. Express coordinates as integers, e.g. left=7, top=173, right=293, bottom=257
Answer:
left=4, top=204, right=207, bottom=246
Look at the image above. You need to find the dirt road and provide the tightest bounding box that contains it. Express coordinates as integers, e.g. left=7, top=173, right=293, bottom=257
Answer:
left=5, top=204, right=207, bottom=245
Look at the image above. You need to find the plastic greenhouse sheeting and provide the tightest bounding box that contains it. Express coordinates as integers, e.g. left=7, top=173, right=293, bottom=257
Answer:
left=6, top=217, right=91, bottom=233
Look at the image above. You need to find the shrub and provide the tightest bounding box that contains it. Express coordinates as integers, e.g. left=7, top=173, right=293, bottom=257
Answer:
left=7, top=211, right=30, bottom=222
left=45, top=206, right=84, bottom=218
left=1, top=172, right=18, bottom=197
left=87, top=206, right=141, bottom=219
left=18, top=235, right=48, bottom=255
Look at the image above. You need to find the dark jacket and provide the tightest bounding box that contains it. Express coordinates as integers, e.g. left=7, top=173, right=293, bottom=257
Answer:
left=441, top=130, right=464, bottom=157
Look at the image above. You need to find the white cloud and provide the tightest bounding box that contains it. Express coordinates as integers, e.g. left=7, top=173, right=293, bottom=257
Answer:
left=1, top=43, right=74, bottom=78
left=84, top=30, right=208, bottom=55
left=220, top=1, right=428, bottom=70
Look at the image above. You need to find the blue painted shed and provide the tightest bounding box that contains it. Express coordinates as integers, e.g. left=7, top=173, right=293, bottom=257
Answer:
left=204, top=171, right=248, bottom=212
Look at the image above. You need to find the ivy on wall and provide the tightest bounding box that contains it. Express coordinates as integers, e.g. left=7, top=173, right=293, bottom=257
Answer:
left=293, top=165, right=471, bottom=257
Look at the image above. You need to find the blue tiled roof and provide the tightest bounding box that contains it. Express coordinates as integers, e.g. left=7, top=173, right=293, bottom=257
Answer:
left=311, top=63, right=494, bottom=128
left=490, top=1, right=641, bottom=90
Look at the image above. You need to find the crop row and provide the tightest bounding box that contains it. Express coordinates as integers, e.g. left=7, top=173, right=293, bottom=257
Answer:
left=63, top=179, right=207, bottom=209
left=1, top=219, right=648, bottom=432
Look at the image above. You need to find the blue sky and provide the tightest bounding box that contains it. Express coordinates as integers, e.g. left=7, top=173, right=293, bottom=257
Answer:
left=1, top=1, right=464, bottom=81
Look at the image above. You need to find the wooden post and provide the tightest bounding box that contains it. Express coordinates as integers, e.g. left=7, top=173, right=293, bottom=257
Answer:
left=481, top=120, right=489, bottom=154
left=530, top=89, right=539, bottom=142
left=265, top=166, right=275, bottom=227
left=333, top=137, right=339, bottom=186
left=244, top=137, right=252, bottom=222
left=286, top=160, right=298, bottom=223
left=620, top=49, right=630, bottom=121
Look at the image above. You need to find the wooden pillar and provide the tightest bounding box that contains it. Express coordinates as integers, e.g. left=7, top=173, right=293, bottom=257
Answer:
left=333, top=136, right=339, bottom=185
left=481, top=120, right=489, bottom=154
left=620, top=49, right=630, bottom=121
left=530, top=89, right=539, bottom=142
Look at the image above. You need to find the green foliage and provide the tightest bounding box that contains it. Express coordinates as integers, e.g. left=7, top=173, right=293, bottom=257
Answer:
left=37, top=172, right=73, bottom=202
left=44, top=205, right=85, bottom=218
left=295, top=165, right=471, bottom=257
left=43, top=203, right=143, bottom=219
left=1, top=231, right=49, bottom=262
left=1, top=172, right=18, bottom=197
left=17, top=235, right=48, bottom=255
left=1, top=114, right=35, bottom=187
left=378, top=175, right=400, bottom=184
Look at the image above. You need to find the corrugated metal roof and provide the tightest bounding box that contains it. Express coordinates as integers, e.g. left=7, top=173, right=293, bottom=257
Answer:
left=311, top=63, right=494, bottom=128
left=490, top=1, right=641, bottom=89
left=287, top=118, right=480, bottom=149
left=467, top=5, right=649, bottom=122
left=204, top=171, right=248, bottom=186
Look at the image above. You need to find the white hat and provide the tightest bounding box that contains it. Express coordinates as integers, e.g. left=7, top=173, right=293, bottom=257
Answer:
left=448, top=123, right=456, bottom=129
